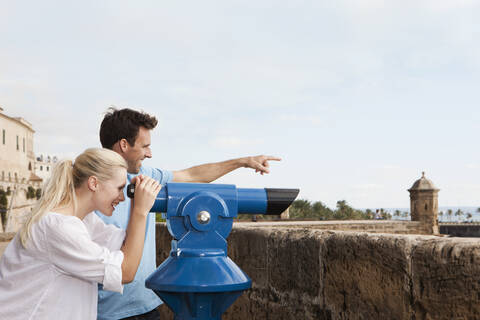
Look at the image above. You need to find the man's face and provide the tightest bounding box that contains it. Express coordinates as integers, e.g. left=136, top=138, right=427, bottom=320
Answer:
left=124, top=126, right=152, bottom=174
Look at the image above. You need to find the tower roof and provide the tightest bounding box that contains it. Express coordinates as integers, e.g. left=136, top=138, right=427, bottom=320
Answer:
left=408, top=172, right=439, bottom=191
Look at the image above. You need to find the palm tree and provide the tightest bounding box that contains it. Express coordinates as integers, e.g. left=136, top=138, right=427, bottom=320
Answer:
left=447, top=209, right=453, bottom=222
left=439, top=211, right=444, bottom=222
left=455, top=209, right=464, bottom=222
left=290, top=199, right=312, bottom=219
left=394, top=210, right=401, bottom=219
left=467, top=213, right=473, bottom=221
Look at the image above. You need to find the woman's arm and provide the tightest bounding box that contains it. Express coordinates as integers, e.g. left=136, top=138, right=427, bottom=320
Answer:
left=120, top=175, right=161, bottom=283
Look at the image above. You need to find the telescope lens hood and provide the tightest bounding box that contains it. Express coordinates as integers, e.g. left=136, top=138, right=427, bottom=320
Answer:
left=265, top=188, right=300, bottom=215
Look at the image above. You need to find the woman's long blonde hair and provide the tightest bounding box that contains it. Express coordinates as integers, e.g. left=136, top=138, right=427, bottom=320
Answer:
left=19, top=148, right=127, bottom=247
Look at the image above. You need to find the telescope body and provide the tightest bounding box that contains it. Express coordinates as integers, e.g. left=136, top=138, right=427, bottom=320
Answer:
left=127, top=182, right=298, bottom=320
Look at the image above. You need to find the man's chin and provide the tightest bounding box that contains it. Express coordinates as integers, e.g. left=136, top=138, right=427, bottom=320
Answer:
left=127, top=166, right=140, bottom=174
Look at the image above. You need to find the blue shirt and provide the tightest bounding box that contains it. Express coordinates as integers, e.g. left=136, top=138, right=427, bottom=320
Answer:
left=95, top=166, right=173, bottom=319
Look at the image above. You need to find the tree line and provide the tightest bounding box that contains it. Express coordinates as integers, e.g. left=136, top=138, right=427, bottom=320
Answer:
left=238, top=199, right=393, bottom=220
left=288, top=199, right=392, bottom=220
left=438, top=208, right=480, bottom=222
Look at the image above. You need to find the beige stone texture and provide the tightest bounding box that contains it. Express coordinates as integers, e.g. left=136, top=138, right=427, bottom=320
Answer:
left=408, top=173, right=440, bottom=235
left=234, top=220, right=430, bottom=234
left=410, top=237, right=480, bottom=320
left=0, top=110, right=35, bottom=185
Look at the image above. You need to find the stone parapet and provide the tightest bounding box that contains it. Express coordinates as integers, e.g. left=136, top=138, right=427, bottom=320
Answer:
left=155, top=222, right=480, bottom=319
left=234, top=220, right=430, bottom=235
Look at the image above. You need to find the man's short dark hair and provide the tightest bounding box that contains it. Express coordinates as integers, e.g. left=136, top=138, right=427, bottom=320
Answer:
left=100, top=107, right=158, bottom=149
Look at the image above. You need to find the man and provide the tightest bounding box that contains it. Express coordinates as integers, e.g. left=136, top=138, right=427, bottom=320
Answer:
left=96, top=108, right=280, bottom=320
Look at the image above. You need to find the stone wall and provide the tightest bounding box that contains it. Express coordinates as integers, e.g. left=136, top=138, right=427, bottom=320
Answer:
left=155, top=222, right=480, bottom=320
left=440, top=223, right=480, bottom=237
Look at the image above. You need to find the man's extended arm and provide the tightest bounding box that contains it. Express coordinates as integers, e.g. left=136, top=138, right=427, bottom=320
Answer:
left=172, top=155, right=281, bottom=183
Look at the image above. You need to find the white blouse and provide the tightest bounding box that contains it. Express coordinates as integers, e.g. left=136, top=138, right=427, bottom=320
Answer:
left=0, top=212, right=126, bottom=320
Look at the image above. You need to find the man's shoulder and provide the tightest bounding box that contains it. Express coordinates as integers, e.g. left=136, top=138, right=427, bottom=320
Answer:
left=138, top=165, right=157, bottom=177
left=138, top=166, right=173, bottom=185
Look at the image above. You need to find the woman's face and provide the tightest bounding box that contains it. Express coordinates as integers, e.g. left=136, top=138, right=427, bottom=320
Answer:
left=94, top=167, right=127, bottom=216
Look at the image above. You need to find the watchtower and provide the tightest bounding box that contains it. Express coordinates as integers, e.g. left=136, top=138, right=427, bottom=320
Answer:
left=408, top=172, right=439, bottom=234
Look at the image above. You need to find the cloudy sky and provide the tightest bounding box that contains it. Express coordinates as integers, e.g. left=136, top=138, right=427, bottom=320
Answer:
left=1, top=1, right=479, bottom=209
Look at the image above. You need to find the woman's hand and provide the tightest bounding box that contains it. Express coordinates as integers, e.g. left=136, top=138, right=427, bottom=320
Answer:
left=130, top=175, right=161, bottom=216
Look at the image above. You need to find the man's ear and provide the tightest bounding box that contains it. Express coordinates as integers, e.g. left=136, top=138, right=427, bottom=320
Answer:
left=87, top=176, right=99, bottom=192
left=119, top=139, right=129, bottom=153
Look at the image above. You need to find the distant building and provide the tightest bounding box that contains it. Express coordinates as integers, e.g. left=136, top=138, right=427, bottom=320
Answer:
left=0, top=107, right=44, bottom=232
left=0, top=107, right=40, bottom=188
left=35, top=154, right=58, bottom=182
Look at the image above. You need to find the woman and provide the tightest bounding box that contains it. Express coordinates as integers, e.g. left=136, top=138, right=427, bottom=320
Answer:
left=0, top=148, right=161, bottom=320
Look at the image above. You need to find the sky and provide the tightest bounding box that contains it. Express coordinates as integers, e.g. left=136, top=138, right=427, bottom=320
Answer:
left=1, top=0, right=479, bottom=209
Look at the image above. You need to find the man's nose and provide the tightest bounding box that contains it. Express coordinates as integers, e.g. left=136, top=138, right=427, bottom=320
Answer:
left=119, top=191, right=125, bottom=202
left=145, top=148, right=152, bottom=158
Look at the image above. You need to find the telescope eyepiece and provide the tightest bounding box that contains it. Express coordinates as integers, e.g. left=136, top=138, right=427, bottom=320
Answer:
left=127, top=183, right=135, bottom=198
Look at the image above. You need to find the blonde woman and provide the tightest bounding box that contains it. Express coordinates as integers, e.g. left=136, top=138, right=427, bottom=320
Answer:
left=0, top=148, right=161, bottom=320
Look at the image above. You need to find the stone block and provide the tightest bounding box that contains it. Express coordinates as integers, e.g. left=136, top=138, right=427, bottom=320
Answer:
left=267, top=228, right=321, bottom=297
left=321, top=232, right=415, bottom=320
left=228, top=227, right=325, bottom=319
left=156, top=304, right=174, bottom=319
left=411, top=237, right=480, bottom=320
left=229, top=228, right=269, bottom=287
left=155, top=223, right=172, bottom=266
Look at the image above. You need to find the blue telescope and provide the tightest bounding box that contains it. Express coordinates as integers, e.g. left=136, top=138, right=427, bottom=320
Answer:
left=127, top=182, right=299, bottom=320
